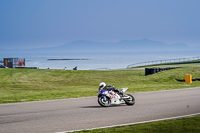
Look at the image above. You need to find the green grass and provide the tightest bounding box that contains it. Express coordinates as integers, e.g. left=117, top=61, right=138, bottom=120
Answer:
left=74, top=115, right=200, bottom=133
left=0, top=67, right=200, bottom=104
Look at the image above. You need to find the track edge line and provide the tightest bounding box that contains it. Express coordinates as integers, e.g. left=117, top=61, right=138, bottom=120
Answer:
left=55, top=112, right=200, bottom=133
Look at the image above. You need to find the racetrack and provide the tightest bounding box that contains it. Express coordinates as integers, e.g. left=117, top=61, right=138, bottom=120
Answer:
left=1, top=87, right=200, bottom=133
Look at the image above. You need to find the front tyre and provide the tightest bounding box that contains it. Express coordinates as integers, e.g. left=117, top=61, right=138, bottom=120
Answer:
left=98, top=96, right=111, bottom=107
left=124, top=94, right=135, bottom=106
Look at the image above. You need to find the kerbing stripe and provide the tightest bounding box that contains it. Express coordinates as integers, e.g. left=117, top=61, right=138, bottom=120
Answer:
left=55, top=113, right=200, bottom=133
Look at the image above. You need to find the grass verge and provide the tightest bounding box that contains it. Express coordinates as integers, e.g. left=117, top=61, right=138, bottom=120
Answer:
left=0, top=67, right=200, bottom=104
left=74, top=115, right=200, bottom=133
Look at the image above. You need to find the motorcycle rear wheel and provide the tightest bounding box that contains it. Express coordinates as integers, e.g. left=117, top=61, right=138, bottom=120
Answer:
left=124, top=94, right=135, bottom=106
left=98, top=96, right=111, bottom=107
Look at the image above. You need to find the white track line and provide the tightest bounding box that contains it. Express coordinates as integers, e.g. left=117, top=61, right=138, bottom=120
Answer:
left=55, top=113, right=200, bottom=133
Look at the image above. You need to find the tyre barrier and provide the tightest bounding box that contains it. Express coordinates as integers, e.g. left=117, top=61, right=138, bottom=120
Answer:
left=145, top=67, right=182, bottom=76
left=176, top=78, right=200, bottom=82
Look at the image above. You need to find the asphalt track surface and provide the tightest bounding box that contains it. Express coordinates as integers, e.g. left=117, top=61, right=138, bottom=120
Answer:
left=1, top=88, right=200, bottom=133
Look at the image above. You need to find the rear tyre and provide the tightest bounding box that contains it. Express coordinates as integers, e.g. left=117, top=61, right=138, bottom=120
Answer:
left=124, top=94, right=135, bottom=106
left=98, top=96, right=111, bottom=107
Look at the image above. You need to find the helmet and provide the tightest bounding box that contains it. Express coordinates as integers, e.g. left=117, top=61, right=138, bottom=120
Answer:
left=99, top=82, right=106, bottom=88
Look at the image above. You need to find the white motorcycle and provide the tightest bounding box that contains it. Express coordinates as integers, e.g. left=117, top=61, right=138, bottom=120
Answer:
left=97, top=88, right=135, bottom=107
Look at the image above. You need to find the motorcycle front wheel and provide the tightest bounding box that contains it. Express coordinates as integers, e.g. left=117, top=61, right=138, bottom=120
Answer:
left=124, top=94, right=135, bottom=106
left=98, top=96, right=111, bottom=107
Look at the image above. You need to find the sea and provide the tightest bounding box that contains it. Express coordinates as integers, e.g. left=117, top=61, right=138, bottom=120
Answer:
left=0, top=50, right=200, bottom=70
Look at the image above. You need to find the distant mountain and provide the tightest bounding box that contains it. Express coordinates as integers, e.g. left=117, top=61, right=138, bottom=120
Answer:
left=0, top=39, right=199, bottom=53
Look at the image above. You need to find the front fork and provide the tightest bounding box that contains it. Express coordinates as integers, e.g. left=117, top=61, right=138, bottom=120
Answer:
left=100, top=96, right=107, bottom=102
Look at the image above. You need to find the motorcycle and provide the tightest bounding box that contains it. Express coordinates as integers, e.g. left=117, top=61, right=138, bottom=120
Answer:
left=97, top=87, right=135, bottom=107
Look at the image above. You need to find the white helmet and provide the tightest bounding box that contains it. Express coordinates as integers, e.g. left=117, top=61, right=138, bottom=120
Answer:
left=99, top=82, right=106, bottom=88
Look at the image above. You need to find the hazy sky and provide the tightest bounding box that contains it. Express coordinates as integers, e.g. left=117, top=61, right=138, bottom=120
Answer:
left=0, top=0, right=200, bottom=49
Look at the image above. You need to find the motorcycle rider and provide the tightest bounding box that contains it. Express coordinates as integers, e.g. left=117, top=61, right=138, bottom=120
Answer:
left=99, top=82, right=121, bottom=94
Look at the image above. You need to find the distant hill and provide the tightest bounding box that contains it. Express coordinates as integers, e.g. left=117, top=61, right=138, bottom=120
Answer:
left=0, top=39, right=199, bottom=53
